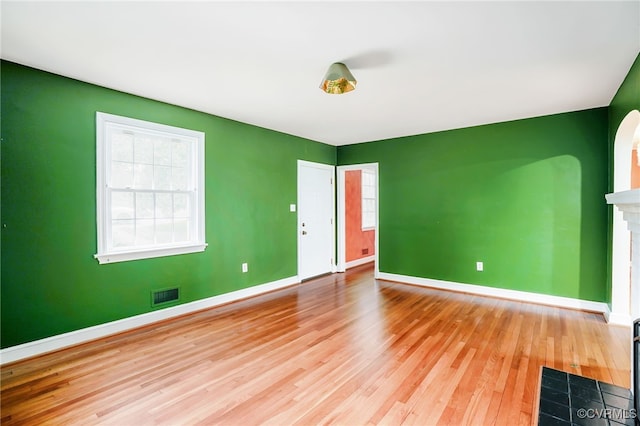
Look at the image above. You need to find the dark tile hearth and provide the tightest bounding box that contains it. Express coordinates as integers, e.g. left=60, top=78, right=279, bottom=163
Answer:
left=538, top=367, right=637, bottom=426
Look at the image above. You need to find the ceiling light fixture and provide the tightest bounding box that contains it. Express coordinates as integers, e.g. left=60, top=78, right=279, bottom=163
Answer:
left=319, top=62, right=357, bottom=94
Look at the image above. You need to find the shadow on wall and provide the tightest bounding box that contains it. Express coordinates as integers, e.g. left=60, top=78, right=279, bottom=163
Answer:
left=488, top=155, right=582, bottom=298
left=373, top=116, right=606, bottom=301
left=417, top=154, right=585, bottom=299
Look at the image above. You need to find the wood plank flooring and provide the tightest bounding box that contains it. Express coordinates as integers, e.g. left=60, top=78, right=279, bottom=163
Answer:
left=1, top=264, right=631, bottom=425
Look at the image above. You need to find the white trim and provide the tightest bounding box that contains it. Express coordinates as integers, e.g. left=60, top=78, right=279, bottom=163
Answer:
left=610, top=110, right=640, bottom=326
left=613, top=111, right=640, bottom=194
left=0, top=275, right=300, bottom=365
left=606, top=188, right=640, bottom=207
left=345, top=255, right=375, bottom=270
left=95, top=243, right=208, bottom=264
left=95, top=112, right=206, bottom=264
left=337, top=169, right=346, bottom=273
left=296, top=159, right=335, bottom=170
left=336, top=163, right=379, bottom=275
left=607, top=185, right=640, bottom=389
left=607, top=188, right=640, bottom=321
left=376, top=272, right=611, bottom=317
left=608, top=312, right=633, bottom=326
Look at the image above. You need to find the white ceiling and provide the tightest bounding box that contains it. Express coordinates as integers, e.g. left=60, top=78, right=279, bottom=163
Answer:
left=2, top=1, right=639, bottom=146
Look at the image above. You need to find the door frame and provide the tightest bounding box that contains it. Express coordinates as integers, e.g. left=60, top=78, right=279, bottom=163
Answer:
left=610, top=110, right=640, bottom=325
left=336, top=163, right=379, bottom=277
left=297, top=160, right=336, bottom=280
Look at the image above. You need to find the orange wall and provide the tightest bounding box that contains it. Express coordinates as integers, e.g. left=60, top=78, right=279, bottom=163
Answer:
left=345, top=170, right=375, bottom=263
left=632, top=147, right=640, bottom=189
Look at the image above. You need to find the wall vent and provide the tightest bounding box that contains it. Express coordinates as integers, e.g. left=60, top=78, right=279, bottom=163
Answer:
left=152, top=287, right=179, bottom=306
left=362, top=248, right=369, bottom=255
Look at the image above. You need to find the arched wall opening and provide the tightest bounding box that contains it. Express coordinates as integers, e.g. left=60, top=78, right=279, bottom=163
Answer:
left=610, top=109, right=640, bottom=324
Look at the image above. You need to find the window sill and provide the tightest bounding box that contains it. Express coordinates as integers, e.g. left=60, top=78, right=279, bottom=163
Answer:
left=94, top=243, right=208, bottom=264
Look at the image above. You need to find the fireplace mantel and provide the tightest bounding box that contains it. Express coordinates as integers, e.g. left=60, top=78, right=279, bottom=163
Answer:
left=606, top=188, right=640, bottom=324
left=606, top=189, right=640, bottom=232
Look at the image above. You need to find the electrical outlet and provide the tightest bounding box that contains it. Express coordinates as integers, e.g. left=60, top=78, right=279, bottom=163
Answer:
left=242, top=263, right=248, bottom=273
left=476, top=261, right=484, bottom=272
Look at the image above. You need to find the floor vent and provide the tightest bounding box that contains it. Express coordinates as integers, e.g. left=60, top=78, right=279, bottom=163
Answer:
left=152, top=287, right=179, bottom=306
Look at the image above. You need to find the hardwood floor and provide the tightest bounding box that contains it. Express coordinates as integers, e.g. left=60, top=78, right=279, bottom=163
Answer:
left=1, top=264, right=630, bottom=425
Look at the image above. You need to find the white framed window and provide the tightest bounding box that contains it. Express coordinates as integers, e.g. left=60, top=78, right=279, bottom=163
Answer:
left=95, top=112, right=206, bottom=264
left=361, top=169, right=376, bottom=230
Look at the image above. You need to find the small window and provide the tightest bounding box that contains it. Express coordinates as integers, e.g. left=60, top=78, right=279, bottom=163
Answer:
left=95, top=112, right=206, bottom=264
left=361, top=169, right=376, bottom=230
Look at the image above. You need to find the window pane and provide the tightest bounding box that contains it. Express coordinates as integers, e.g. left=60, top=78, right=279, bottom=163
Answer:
left=156, top=193, right=173, bottom=219
left=135, top=219, right=155, bottom=245
left=111, top=161, right=133, bottom=188
left=362, top=185, right=375, bottom=198
left=112, top=219, right=135, bottom=247
left=133, top=164, right=154, bottom=189
left=363, top=212, right=375, bottom=228
left=174, top=194, right=190, bottom=218
left=154, top=139, right=172, bottom=166
left=174, top=219, right=190, bottom=242
left=111, top=131, right=133, bottom=162
left=136, top=192, right=154, bottom=219
left=363, top=199, right=375, bottom=212
left=172, top=166, right=188, bottom=190
left=362, top=170, right=375, bottom=186
left=134, top=136, right=154, bottom=164
left=154, top=165, right=172, bottom=190
left=172, top=140, right=189, bottom=167
left=361, top=170, right=376, bottom=229
left=156, top=219, right=173, bottom=244
left=112, top=192, right=134, bottom=219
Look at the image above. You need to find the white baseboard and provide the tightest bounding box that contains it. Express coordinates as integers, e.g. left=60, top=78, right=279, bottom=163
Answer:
left=345, top=255, right=375, bottom=270
left=0, top=275, right=300, bottom=365
left=607, top=311, right=633, bottom=326
left=376, top=272, right=613, bottom=319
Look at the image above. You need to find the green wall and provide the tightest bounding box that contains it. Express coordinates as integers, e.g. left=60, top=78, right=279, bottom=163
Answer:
left=2, top=54, right=634, bottom=349
left=1, top=61, right=335, bottom=348
left=338, top=109, right=610, bottom=302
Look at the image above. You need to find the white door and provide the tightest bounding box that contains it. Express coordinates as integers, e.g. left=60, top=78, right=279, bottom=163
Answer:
left=298, top=160, right=335, bottom=280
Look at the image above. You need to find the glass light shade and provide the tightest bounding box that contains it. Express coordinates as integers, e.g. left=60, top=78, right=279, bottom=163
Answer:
left=319, top=62, right=357, bottom=94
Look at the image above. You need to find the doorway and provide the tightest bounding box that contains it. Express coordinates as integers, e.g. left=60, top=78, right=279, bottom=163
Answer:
left=297, top=160, right=335, bottom=281
left=337, top=163, right=379, bottom=276
left=610, top=110, right=640, bottom=324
